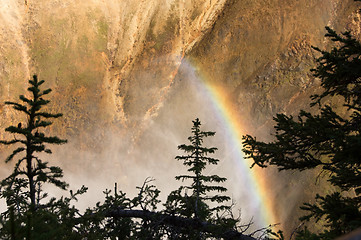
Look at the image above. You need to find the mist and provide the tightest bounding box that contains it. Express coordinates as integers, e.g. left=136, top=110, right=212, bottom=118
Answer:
left=0, top=54, right=311, bottom=235
left=22, top=58, right=307, bottom=234
left=0, top=0, right=354, bottom=236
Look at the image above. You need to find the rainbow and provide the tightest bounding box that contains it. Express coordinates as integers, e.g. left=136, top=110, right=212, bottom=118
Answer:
left=181, top=59, right=278, bottom=229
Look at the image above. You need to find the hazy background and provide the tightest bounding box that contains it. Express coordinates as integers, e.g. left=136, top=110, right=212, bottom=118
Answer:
left=0, top=0, right=360, bottom=234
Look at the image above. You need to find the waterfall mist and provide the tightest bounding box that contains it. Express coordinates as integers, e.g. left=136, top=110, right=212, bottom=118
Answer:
left=34, top=59, right=306, bottom=233
left=0, top=0, right=355, bottom=236
left=0, top=55, right=313, bottom=235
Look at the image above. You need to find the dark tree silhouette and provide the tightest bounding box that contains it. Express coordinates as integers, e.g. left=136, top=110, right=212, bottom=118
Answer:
left=243, top=26, right=361, bottom=239
left=0, top=79, right=274, bottom=239
left=84, top=119, right=261, bottom=240
left=0, top=75, right=67, bottom=239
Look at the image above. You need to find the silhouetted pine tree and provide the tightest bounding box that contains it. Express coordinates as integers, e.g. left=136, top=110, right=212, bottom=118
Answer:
left=0, top=77, right=266, bottom=239
left=0, top=75, right=68, bottom=239
left=86, top=119, right=259, bottom=240
left=242, top=26, right=361, bottom=239
left=165, top=118, right=232, bottom=239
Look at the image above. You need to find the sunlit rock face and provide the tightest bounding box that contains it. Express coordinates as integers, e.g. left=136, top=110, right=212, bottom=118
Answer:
left=1, top=0, right=359, bottom=140
left=0, top=0, right=359, bottom=139
left=189, top=0, right=361, bottom=134
left=0, top=0, right=231, bottom=142
left=0, top=0, right=360, bottom=235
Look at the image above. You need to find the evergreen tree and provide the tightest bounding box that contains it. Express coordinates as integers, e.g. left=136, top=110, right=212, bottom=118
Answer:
left=89, top=118, right=258, bottom=240
left=242, top=26, right=361, bottom=239
left=165, top=118, right=232, bottom=239
left=0, top=75, right=68, bottom=239
left=0, top=77, right=268, bottom=239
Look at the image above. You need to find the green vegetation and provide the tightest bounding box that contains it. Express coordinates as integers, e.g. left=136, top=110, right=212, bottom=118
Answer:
left=242, top=25, right=361, bottom=239
left=2, top=2, right=361, bottom=239
left=0, top=75, right=70, bottom=239
left=94, top=17, right=108, bottom=52
left=0, top=76, right=267, bottom=239
left=164, top=118, right=233, bottom=238
left=146, top=9, right=180, bottom=52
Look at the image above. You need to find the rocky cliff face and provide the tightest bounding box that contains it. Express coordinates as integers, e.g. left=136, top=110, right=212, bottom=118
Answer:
left=0, top=0, right=360, bottom=234
left=0, top=0, right=232, bottom=140
left=1, top=0, right=359, bottom=140
left=189, top=0, right=361, bottom=132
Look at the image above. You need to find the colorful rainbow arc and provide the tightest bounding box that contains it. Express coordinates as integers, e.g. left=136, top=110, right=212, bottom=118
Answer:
left=181, top=60, right=278, bottom=228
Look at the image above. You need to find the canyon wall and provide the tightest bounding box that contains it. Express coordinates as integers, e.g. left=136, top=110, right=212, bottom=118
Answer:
left=1, top=0, right=360, bottom=137
left=0, top=0, right=360, bottom=234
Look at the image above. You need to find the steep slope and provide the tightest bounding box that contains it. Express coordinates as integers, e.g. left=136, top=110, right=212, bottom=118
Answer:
left=0, top=0, right=360, bottom=235
left=187, top=0, right=360, bottom=134
left=180, top=0, right=361, bottom=232
left=0, top=0, right=235, bottom=145
left=1, top=0, right=359, bottom=140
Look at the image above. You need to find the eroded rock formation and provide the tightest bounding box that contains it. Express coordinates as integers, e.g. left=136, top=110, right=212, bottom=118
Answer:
left=0, top=0, right=360, bottom=235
